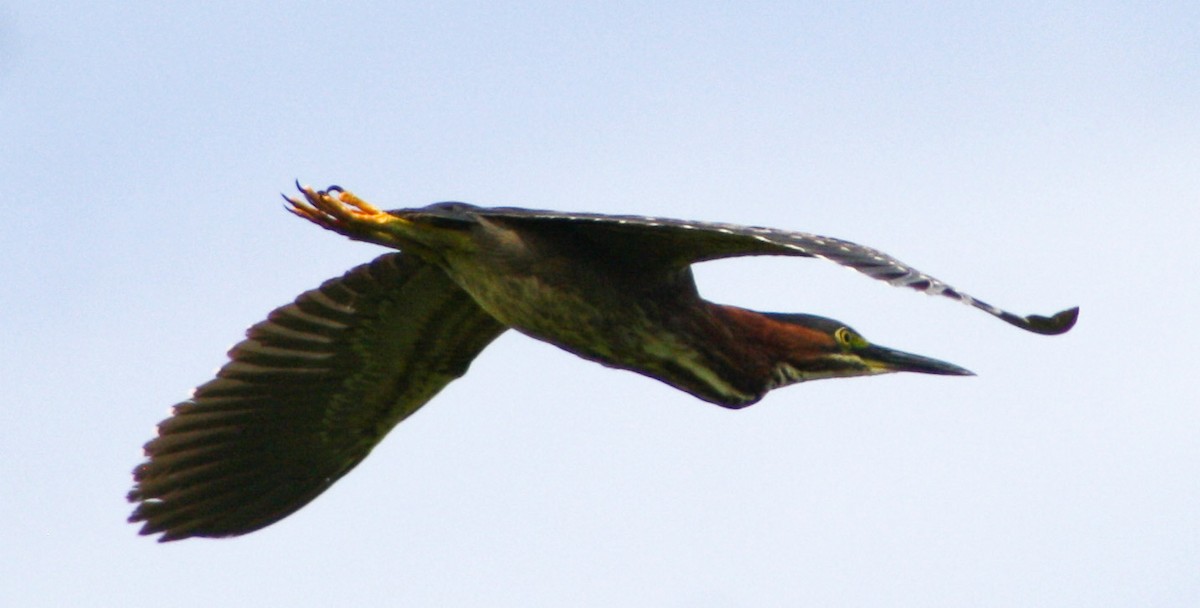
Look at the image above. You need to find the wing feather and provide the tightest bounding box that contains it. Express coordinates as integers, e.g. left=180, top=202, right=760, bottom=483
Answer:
left=128, top=253, right=507, bottom=540
left=466, top=206, right=1077, bottom=335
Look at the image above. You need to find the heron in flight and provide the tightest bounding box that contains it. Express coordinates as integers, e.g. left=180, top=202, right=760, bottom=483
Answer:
left=129, top=184, right=1077, bottom=541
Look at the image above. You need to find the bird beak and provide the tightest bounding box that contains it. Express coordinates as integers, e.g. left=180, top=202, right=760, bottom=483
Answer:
left=860, top=344, right=975, bottom=376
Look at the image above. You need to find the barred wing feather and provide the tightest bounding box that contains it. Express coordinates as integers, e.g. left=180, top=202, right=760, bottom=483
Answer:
left=471, top=206, right=1077, bottom=335
left=128, top=253, right=507, bottom=541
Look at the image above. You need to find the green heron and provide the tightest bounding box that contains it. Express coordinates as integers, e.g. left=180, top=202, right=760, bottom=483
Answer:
left=128, top=184, right=1077, bottom=541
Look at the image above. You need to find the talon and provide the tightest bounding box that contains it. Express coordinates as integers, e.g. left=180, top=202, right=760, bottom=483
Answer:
left=282, top=182, right=396, bottom=246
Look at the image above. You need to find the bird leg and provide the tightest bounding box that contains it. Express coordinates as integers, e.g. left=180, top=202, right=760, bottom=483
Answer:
left=284, top=183, right=400, bottom=245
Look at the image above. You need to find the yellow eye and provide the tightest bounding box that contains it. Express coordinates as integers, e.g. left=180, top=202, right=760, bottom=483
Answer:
left=835, top=327, right=866, bottom=349
left=835, top=327, right=853, bottom=346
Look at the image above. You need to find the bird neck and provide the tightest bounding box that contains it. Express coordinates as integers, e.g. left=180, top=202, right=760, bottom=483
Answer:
left=701, top=303, right=837, bottom=395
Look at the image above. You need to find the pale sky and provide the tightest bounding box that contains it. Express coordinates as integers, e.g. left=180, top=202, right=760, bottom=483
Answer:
left=2, top=2, right=1198, bottom=606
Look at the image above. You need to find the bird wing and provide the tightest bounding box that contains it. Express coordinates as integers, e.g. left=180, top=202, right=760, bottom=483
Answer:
left=128, top=252, right=507, bottom=541
left=470, top=206, right=1077, bottom=335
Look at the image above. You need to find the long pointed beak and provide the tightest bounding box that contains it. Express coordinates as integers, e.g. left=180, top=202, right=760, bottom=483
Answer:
left=860, top=344, right=975, bottom=376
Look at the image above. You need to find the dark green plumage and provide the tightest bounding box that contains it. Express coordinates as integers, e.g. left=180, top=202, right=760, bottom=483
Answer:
left=129, top=186, right=1076, bottom=541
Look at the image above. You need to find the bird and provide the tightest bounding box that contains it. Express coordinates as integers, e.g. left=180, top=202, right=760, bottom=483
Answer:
left=128, top=184, right=1078, bottom=541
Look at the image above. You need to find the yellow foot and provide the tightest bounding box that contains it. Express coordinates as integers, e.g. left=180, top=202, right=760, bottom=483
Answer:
left=284, top=183, right=396, bottom=242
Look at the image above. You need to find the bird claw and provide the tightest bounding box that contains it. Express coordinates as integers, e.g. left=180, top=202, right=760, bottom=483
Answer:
left=284, top=182, right=390, bottom=241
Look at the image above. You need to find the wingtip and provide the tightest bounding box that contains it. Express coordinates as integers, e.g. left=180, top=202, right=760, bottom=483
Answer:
left=1022, top=306, right=1079, bottom=335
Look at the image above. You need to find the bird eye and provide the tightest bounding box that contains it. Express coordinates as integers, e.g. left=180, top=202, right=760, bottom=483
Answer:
left=835, top=327, right=853, bottom=347
left=835, top=327, right=867, bottom=349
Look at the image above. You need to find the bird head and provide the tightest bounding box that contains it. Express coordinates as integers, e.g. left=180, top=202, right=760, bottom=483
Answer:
left=759, top=312, right=974, bottom=386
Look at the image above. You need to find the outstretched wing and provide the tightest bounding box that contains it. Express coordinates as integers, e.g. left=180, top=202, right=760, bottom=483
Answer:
left=458, top=205, right=1077, bottom=335
left=128, top=253, right=507, bottom=541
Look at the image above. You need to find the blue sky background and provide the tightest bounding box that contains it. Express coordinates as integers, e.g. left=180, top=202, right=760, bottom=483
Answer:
left=2, top=2, right=1197, bottom=606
